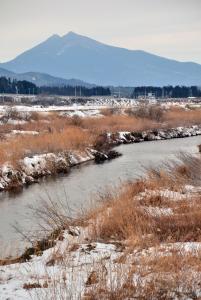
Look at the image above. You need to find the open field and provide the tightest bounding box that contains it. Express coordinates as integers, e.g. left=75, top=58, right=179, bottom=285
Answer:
left=0, top=105, right=201, bottom=166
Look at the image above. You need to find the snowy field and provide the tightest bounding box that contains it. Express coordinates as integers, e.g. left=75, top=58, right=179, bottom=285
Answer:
left=1, top=186, right=201, bottom=299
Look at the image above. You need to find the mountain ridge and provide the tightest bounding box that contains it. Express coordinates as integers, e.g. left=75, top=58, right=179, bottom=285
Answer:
left=0, top=67, right=94, bottom=87
left=1, top=31, right=201, bottom=86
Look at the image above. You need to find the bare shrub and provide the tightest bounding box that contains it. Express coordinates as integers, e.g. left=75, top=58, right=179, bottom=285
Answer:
left=29, top=111, right=41, bottom=121
left=126, top=104, right=164, bottom=122
left=70, top=115, right=83, bottom=127
left=101, top=107, right=120, bottom=116
left=1, top=107, right=22, bottom=123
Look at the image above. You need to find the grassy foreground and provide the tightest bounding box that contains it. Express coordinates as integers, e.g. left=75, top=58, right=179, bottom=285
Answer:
left=0, top=150, right=201, bottom=299
left=46, top=152, right=201, bottom=299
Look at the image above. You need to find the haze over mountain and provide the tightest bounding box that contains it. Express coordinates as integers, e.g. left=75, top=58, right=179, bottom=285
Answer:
left=0, top=67, right=93, bottom=87
left=1, top=31, right=201, bottom=86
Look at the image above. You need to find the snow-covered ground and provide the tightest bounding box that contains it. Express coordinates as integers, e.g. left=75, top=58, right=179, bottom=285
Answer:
left=1, top=185, right=201, bottom=299
left=0, top=150, right=95, bottom=191
left=0, top=98, right=200, bottom=127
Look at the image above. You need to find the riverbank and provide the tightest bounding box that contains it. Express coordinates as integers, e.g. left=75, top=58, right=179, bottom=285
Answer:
left=0, top=124, right=201, bottom=192
left=0, top=148, right=121, bottom=192
left=0, top=151, right=201, bottom=299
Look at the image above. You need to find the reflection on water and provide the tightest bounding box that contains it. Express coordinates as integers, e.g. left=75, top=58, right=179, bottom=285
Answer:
left=0, top=135, right=200, bottom=256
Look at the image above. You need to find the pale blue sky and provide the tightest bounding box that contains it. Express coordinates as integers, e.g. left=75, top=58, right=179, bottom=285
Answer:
left=0, top=0, right=201, bottom=63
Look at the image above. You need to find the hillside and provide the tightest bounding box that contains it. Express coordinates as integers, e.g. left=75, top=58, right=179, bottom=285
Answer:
left=1, top=32, right=201, bottom=86
left=0, top=67, right=93, bottom=87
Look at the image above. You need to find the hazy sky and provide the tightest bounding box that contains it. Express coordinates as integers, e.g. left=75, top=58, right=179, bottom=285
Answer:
left=0, top=0, right=201, bottom=63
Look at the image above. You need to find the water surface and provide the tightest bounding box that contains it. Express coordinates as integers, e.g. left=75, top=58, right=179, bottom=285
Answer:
left=0, top=136, right=200, bottom=256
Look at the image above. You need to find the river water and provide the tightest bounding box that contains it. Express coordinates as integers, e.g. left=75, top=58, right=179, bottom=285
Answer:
left=0, top=135, right=200, bottom=256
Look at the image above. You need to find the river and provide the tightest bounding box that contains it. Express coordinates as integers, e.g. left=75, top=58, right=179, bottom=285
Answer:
left=0, top=135, right=200, bottom=257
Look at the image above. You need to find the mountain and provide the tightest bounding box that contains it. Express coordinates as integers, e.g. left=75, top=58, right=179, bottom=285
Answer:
left=0, top=67, right=93, bottom=87
left=1, top=31, right=201, bottom=86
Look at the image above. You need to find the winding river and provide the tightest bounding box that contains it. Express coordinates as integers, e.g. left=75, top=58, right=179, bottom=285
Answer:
left=0, top=135, right=200, bottom=256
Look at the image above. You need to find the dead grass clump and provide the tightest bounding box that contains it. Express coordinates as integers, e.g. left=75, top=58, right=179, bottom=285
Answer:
left=126, top=104, right=164, bottom=122
left=2, top=107, right=22, bottom=123
left=142, top=250, right=201, bottom=273
left=86, top=250, right=201, bottom=300
left=154, top=212, right=201, bottom=243
left=69, top=115, right=83, bottom=127
left=93, top=187, right=201, bottom=245
left=86, top=153, right=201, bottom=247
left=164, top=107, right=201, bottom=127
left=23, top=282, right=42, bottom=290
left=88, top=183, right=155, bottom=245
left=146, top=168, right=181, bottom=191
left=138, top=194, right=170, bottom=207
left=0, top=126, right=94, bottom=165
left=29, top=111, right=41, bottom=121
left=147, top=153, right=201, bottom=189
left=81, top=115, right=157, bottom=133
left=101, top=107, right=120, bottom=116
left=46, top=248, right=64, bottom=266
left=173, top=153, right=201, bottom=186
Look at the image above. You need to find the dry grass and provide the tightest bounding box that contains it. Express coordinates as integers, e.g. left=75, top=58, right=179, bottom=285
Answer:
left=0, top=112, right=156, bottom=166
left=1, top=152, right=199, bottom=299
left=80, top=154, right=201, bottom=299
left=87, top=154, right=201, bottom=248
left=0, top=112, right=159, bottom=166
left=91, top=187, right=201, bottom=247
left=85, top=250, right=201, bottom=300
left=164, top=107, right=201, bottom=127
left=0, top=126, right=94, bottom=165
left=126, top=104, right=164, bottom=122
left=81, top=114, right=157, bottom=133
left=0, top=106, right=201, bottom=166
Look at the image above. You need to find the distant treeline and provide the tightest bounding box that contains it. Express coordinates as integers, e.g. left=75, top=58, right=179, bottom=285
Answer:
left=1, top=77, right=201, bottom=98
left=0, top=77, right=111, bottom=96
left=132, top=86, right=201, bottom=98
left=0, top=77, right=37, bottom=94
left=40, top=85, right=111, bottom=96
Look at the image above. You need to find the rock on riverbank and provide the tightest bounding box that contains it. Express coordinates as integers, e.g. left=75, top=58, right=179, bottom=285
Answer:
left=0, top=148, right=122, bottom=192
left=0, top=150, right=95, bottom=191
left=109, top=125, right=201, bottom=145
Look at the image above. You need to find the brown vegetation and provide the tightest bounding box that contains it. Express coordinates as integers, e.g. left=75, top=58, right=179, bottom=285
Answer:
left=0, top=126, right=94, bottom=165
left=0, top=106, right=201, bottom=167
left=164, top=106, right=201, bottom=127
left=87, top=154, right=201, bottom=247
left=1, top=149, right=201, bottom=298
left=126, top=104, right=164, bottom=122
left=81, top=154, right=201, bottom=299
left=85, top=251, right=201, bottom=300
